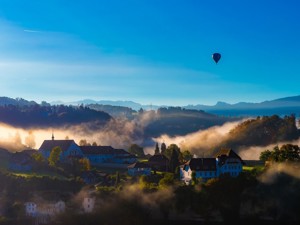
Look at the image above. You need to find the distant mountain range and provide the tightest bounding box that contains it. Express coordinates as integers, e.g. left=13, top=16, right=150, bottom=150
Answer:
left=184, top=95, right=300, bottom=117
left=51, top=95, right=300, bottom=117
left=0, top=96, right=299, bottom=154
left=1, top=95, right=300, bottom=117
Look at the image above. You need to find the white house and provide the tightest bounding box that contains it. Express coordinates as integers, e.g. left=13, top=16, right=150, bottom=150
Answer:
left=25, top=200, right=66, bottom=224
left=25, top=202, right=37, bottom=217
left=82, top=197, right=95, bottom=213
left=128, top=162, right=152, bottom=176
left=215, top=149, right=244, bottom=177
left=180, top=149, right=244, bottom=184
left=180, top=158, right=218, bottom=184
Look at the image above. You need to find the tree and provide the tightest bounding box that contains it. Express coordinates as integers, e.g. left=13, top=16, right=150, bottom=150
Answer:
left=260, top=144, right=300, bottom=163
left=128, top=144, right=145, bottom=158
left=174, top=166, right=180, bottom=179
left=259, top=149, right=272, bottom=162
left=279, top=144, right=300, bottom=162
left=48, top=146, right=62, bottom=166
left=79, top=139, right=90, bottom=146
left=169, top=146, right=180, bottom=173
left=154, top=142, right=160, bottom=155
left=191, top=171, right=198, bottom=185
left=181, top=150, right=193, bottom=162
left=161, top=142, right=167, bottom=155
left=159, top=173, right=174, bottom=188
left=115, top=171, right=120, bottom=187
left=271, top=145, right=280, bottom=162
left=164, top=144, right=180, bottom=159
left=79, top=158, right=91, bottom=171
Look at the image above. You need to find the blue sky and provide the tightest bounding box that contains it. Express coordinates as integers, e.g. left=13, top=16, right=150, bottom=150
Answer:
left=0, top=0, right=299, bottom=106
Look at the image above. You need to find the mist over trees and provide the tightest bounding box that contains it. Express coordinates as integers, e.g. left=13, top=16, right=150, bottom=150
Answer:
left=212, top=115, right=299, bottom=155
left=260, top=144, right=300, bottom=163
left=0, top=104, right=111, bottom=128
left=143, top=107, right=238, bottom=137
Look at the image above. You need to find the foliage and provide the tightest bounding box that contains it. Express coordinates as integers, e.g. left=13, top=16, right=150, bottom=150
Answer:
left=87, top=103, right=137, bottom=119
left=191, top=171, right=198, bottom=185
left=32, top=152, right=45, bottom=162
left=260, top=144, right=300, bottom=162
left=128, top=143, right=145, bottom=157
left=78, top=158, right=91, bottom=171
left=154, top=142, right=160, bottom=155
left=144, top=106, right=237, bottom=137
left=181, top=150, right=193, bottom=162
left=216, top=115, right=299, bottom=155
left=139, top=175, right=159, bottom=191
left=169, top=147, right=180, bottom=173
left=48, top=146, right=62, bottom=166
left=95, top=186, right=116, bottom=195
left=159, top=173, right=175, bottom=188
left=0, top=171, right=83, bottom=203
left=164, top=144, right=181, bottom=173
left=259, top=149, right=272, bottom=162
left=115, top=171, right=120, bottom=187
left=0, top=103, right=111, bottom=128
left=79, top=139, right=90, bottom=146
left=161, top=142, right=166, bottom=155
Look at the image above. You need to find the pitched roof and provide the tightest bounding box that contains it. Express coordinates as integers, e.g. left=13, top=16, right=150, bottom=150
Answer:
left=21, top=149, right=38, bottom=156
left=186, top=158, right=217, bottom=171
left=80, top=146, right=129, bottom=155
left=39, top=140, right=76, bottom=152
left=128, top=162, right=151, bottom=169
left=214, top=148, right=241, bottom=159
left=214, top=148, right=244, bottom=165
left=148, top=154, right=169, bottom=162
left=10, top=151, right=34, bottom=165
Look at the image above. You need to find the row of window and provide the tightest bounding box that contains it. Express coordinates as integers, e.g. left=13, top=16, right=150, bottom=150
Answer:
left=222, top=164, right=242, bottom=170
left=186, top=169, right=241, bottom=178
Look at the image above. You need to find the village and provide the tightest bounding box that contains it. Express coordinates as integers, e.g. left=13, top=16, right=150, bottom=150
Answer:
left=3, top=133, right=247, bottom=224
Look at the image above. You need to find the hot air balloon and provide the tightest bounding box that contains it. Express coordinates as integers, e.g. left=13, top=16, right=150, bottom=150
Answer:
left=212, top=53, right=221, bottom=64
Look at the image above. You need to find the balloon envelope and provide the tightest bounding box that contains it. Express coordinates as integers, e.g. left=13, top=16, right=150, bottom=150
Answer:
left=212, top=53, right=221, bottom=64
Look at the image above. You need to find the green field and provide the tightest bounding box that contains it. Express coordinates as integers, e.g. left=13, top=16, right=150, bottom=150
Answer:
left=243, top=165, right=265, bottom=172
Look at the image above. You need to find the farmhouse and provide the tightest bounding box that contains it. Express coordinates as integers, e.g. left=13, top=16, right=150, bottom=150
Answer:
left=39, top=139, right=83, bottom=162
left=38, top=138, right=137, bottom=166
left=214, top=148, right=244, bottom=177
left=81, top=145, right=137, bottom=165
left=127, top=162, right=152, bottom=176
left=180, top=149, right=244, bottom=184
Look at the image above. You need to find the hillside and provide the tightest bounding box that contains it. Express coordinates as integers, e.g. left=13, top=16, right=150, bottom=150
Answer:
left=0, top=97, right=38, bottom=107
left=87, top=104, right=137, bottom=119
left=143, top=107, right=238, bottom=137
left=0, top=104, right=112, bottom=128
left=212, top=115, right=300, bottom=155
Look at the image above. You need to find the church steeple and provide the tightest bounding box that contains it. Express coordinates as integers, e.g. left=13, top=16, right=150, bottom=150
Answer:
left=52, top=130, right=54, bottom=141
